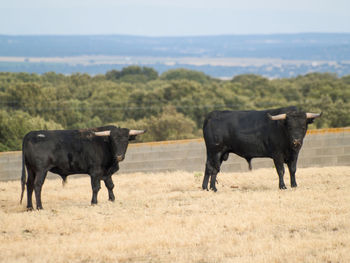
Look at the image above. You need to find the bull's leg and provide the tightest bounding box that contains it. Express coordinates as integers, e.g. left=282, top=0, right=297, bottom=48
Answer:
left=287, top=161, right=298, bottom=188
left=26, top=168, right=35, bottom=210
left=203, top=154, right=221, bottom=192
left=209, top=169, right=219, bottom=192
left=90, top=176, right=101, bottom=205
left=202, top=159, right=211, bottom=191
left=103, top=177, right=115, bottom=201
left=273, top=159, right=287, bottom=190
left=34, top=170, right=48, bottom=209
left=209, top=154, right=223, bottom=192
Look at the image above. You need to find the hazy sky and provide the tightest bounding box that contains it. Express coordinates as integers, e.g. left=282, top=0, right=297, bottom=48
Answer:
left=1, top=0, right=349, bottom=36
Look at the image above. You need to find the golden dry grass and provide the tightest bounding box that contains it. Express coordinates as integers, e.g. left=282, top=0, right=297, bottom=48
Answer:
left=1, top=166, right=350, bottom=263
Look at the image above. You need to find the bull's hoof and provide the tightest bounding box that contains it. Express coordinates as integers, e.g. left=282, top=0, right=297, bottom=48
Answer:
left=210, top=187, right=217, bottom=192
left=27, top=207, right=34, bottom=211
left=108, top=197, right=115, bottom=202
left=279, top=185, right=287, bottom=190
left=291, top=183, right=298, bottom=188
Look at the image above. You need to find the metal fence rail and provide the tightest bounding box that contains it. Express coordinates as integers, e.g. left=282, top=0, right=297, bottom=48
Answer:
left=1, top=128, right=350, bottom=181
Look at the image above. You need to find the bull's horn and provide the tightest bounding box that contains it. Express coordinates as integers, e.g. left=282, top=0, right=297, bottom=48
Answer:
left=268, top=113, right=287, bottom=120
left=94, top=131, right=111, bottom=136
left=129, top=130, right=145, bottom=136
left=306, top=112, right=322, bottom=119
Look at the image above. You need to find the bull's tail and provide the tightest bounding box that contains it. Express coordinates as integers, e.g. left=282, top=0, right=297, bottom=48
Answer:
left=20, top=145, right=26, bottom=204
left=62, top=176, right=67, bottom=187
left=246, top=158, right=253, bottom=171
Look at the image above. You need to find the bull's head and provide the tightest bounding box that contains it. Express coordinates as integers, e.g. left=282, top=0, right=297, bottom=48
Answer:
left=94, top=128, right=145, bottom=162
left=268, top=111, right=322, bottom=150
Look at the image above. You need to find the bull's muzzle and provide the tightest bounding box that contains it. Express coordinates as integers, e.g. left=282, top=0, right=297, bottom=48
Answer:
left=117, top=155, right=125, bottom=162
left=292, top=139, right=302, bottom=149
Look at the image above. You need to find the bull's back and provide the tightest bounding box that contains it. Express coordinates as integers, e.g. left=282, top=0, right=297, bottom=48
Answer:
left=23, top=130, right=110, bottom=174
left=203, top=106, right=296, bottom=154
left=204, top=110, right=268, bottom=146
left=24, top=130, right=83, bottom=154
left=204, top=106, right=296, bottom=135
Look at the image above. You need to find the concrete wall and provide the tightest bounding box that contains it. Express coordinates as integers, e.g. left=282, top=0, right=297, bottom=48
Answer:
left=1, top=128, right=350, bottom=181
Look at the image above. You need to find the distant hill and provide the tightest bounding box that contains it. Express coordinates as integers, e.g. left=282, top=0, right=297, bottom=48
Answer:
left=0, top=33, right=350, bottom=78
left=1, top=33, right=350, bottom=60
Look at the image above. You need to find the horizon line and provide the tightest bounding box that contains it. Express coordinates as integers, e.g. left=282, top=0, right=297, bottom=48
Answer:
left=1, top=32, right=350, bottom=38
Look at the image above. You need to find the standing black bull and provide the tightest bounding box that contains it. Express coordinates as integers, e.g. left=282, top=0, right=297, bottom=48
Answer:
left=20, top=126, right=145, bottom=210
left=202, top=106, right=321, bottom=191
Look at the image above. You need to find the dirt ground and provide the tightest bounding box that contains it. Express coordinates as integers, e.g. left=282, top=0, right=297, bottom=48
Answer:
left=0, top=166, right=349, bottom=263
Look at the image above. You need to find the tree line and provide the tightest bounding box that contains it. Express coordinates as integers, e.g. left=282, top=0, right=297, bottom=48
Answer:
left=1, top=66, right=349, bottom=151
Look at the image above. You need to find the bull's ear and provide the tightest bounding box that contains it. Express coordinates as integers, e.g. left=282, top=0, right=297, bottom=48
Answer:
left=306, top=112, right=322, bottom=119
left=94, top=131, right=111, bottom=136
left=128, top=129, right=145, bottom=140
left=128, top=135, right=137, bottom=141
left=306, top=112, right=322, bottom=124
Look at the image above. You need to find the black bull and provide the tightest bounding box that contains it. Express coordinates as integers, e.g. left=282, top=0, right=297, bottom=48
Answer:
left=20, top=126, right=145, bottom=210
left=202, top=107, right=321, bottom=191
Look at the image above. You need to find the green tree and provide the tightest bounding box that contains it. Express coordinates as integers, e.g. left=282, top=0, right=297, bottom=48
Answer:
left=0, top=110, right=62, bottom=151
left=327, top=100, right=350, bottom=127
left=160, top=68, right=211, bottom=84
left=106, top=66, right=158, bottom=83
left=117, top=106, right=200, bottom=142
left=0, top=70, right=350, bottom=151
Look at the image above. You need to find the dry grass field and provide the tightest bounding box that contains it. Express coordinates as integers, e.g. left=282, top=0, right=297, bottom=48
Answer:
left=1, top=166, right=350, bottom=263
